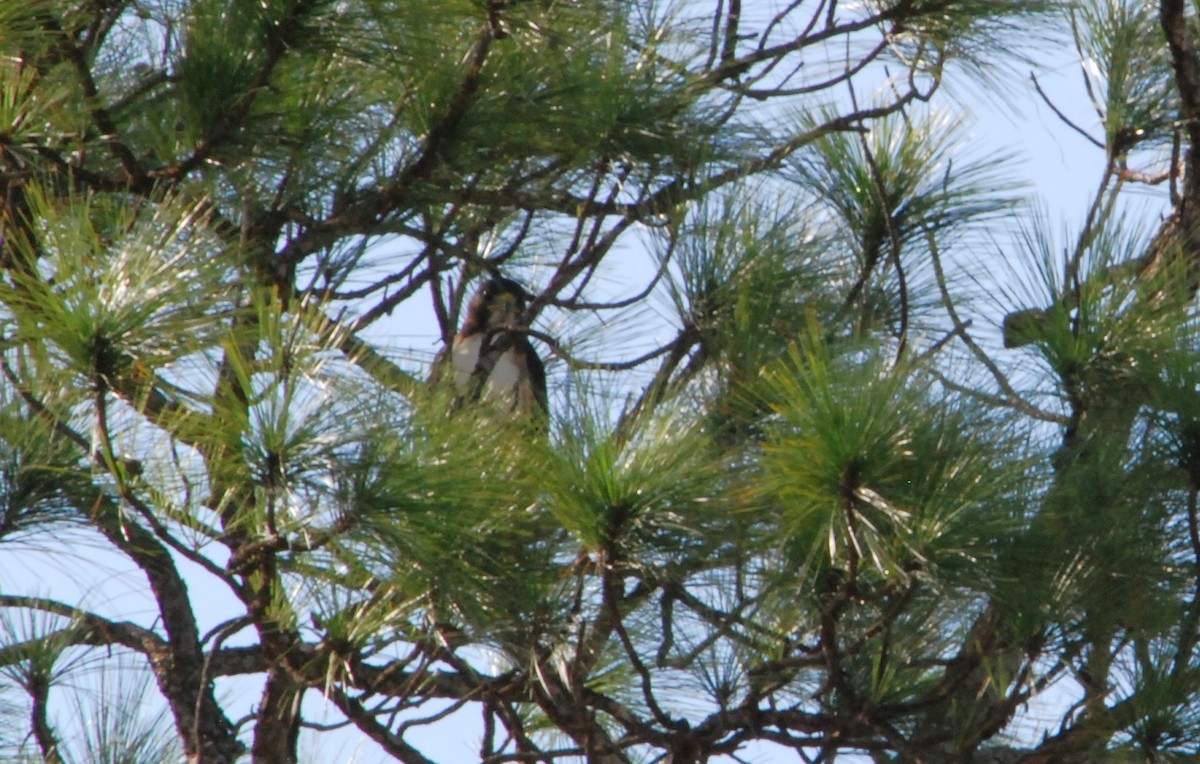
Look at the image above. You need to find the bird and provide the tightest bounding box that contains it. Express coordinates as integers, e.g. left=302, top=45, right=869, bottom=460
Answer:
left=436, top=277, right=548, bottom=416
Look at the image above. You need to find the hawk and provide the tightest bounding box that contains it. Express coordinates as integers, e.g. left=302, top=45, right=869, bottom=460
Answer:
left=439, top=277, right=548, bottom=416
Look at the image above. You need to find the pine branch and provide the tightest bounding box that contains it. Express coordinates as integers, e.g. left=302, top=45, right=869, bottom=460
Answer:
left=0, top=596, right=166, bottom=658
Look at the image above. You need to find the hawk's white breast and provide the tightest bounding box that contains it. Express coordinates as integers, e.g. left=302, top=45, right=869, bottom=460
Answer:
left=486, top=349, right=523, bottom=396
left=451, top=334, right=483, bottom=392
left=451, top=334, right=523, bottom=404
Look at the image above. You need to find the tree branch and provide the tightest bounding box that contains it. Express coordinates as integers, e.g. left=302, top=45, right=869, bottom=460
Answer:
left=0, top=595, right=166, bottom=658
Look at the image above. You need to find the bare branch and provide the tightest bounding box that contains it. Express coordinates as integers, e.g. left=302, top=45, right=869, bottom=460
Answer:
left=1030, top=72, right=1105, bottom=150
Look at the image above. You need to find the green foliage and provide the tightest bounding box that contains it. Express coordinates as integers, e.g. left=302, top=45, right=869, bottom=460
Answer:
left=666, top=186, right=841, bottom=441
left=0, top=184, right=233, bottom=384
left=329, top=395, right=561, bottom=645
left=0, top=399, right=87, bottom=541
left=1074, top=0, right=1177, bottom=154
left=540, top=400, right=727, bottom=560
left=871, top=0, right=1056, bottom=79
left=792, top=111, right=1019, bottom=338
left=1003, top=212, right=1192, bottom=395
left=756, top=331, right=1027, bottom=589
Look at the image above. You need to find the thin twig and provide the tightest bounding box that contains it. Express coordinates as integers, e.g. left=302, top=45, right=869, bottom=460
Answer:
left=1030, top=72, right=1105, bottom=150
left=925, top=229, right=1068, bottom=426
left=853, top=107, right=909, bottom=362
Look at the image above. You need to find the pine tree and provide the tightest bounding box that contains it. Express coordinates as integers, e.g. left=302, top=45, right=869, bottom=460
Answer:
left=4, top=1, right=1200, bottom=763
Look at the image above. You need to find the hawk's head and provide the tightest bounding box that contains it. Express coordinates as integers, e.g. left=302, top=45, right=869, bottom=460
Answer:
left=461, top=277, right=529, bottom=335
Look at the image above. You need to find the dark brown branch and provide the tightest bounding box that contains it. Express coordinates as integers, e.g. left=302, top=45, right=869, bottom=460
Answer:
left=721, top=0, right=742, bottom=67
left=0, top=596, right=166, bottom=658
left=383, top=26, right=494, bottom=200
left=544, top=234, right=674, bottom=313
left=107, top=69, right=172, bottom=118
left=601, top=565, right=680, bottom=732
left=1160, top=0, right=1200, bottom=285
left=1173, top=479, right=1200, bottom=679
left=1161, top=0, right=1200, bottom=150
left=728, top=37, right=889, bottom=100
left=694, top=3, right=913, bottom=90
left=47, top=16, right=145, bottom=185
left=251, top=666, right=304, bottom=763
left=59, top=375, right=242, bottom=760
left=151, top=2, right=318, bottom=183
left=283, top=98, right=905, bottom=275
left=613, top=328, right=701, bottom=443
left=850, top=81, right=908, bottom=361
left=350, top=263, right=439, bottom=332
left=29, top=671, right=64, bottom=764
left=6, top=357, right=235, bottom=591
left=524, top=328, right=685, bottom=372
left=1115, top=165, right=1172, bottom=184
